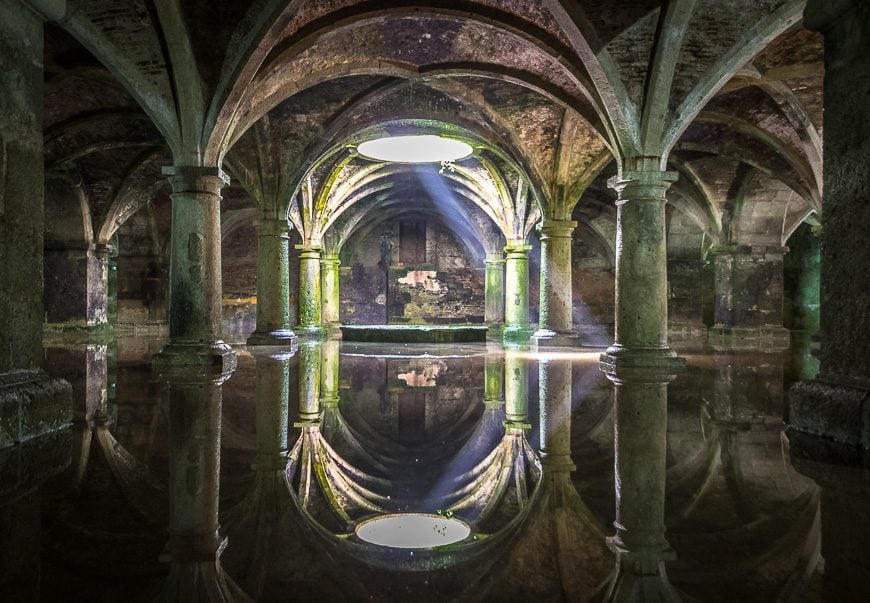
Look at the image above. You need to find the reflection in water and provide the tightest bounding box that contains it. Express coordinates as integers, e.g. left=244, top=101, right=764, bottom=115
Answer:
left=7, top=339, right=870, bottom=600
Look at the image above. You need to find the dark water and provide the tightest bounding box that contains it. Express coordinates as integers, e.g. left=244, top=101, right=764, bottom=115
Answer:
left=4, top=337, right=868, bottom=601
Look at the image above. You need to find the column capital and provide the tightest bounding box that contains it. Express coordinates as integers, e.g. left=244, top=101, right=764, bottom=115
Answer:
left=162, top=166, right=229, bottom=196
left=295, top=243, right=323, bottom=260
left=608, top=170, right=678, bottom=201
left=484, top=254, right=505, bottom=266
left=708, top=243, right=753, bottom=257
left=504, top=242, right=532, bottom=254
left=538, top=219, right=577, bottom=238
left=254, top=218, right=290, bottom=237
left=321, top=253, right=340, bottom=268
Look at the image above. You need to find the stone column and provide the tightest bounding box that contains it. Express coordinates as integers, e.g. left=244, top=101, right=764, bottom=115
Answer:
left=252, top=348, right=292, bottom=471
left=320, top=253, right=341, bottom=335
left=298, top=341, right=322, bottom=422
left=156, top=369, right=249, bottom=601
left=789, top=1, right=870, bottom=451
left=708, top=244, right=790, bottom=344
left=154, top=166, right=236, bottom=373
left=534, top=219, right=581, bottom=348
left=247, top=218, right=295, bottom=347
left=0, top=0, right=72, bottom=437
left=503, top=241, right=533, bottom=343
left=319, top=339, right=340, bottom=408
left=484, top=351, right=505, bottom=409
left=504, top=348, right=529, bottom=427
left=296, top=244, right=324, bottom=339
left=601, top=172, right=685, bottom=372
left=539, top=359, right=575, bottom=473
left=602, top=367, right=680, bottom=602
left=43, top=241, right=112, bottom=339
left=484, top=254, right=505, bottom=329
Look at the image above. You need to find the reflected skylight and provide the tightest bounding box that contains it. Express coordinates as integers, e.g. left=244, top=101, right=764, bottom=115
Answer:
left=357, top=135, right=473, bottom=163
left=355, top=513, right=471, bottom=548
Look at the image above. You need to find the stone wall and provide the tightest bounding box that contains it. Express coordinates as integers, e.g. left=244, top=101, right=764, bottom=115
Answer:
left=341, top=220, right=485, bottom=325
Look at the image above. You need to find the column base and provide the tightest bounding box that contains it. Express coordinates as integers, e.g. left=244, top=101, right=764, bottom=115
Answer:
left=0, top=370, right=72, bottom=448
left=43, top=321, right=114, bottom=344
left=324, top=323, right=343, bottom=340
left=599, top=345, right=687, bottom=374
left=600, top=549, right=681, bottom=603
left=152, top=341, right=238, bottom=376
left=788, top=377, right=870, bottom=453
left=502, top=324, right=534, bottom=344
left=708, top=325, right=791, bottom=348
left=296, top=325, right=327, bottom=341
left=532, top=329, right=582, bottom=349
left=486, top=323, right=504, bottom=342
left=246, top=329, right=298, bottom=349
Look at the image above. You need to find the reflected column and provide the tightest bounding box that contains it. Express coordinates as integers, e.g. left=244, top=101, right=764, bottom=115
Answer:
left=602, top=366, right=680, bottom=602
left=320, top=340, right=340, bottom=409
left=504, top=347, right=528, bottom=427
left=298, top=341, right=322, bottom=423
left=156, top=363, right=249, bottom=602
left=484, top=350, right=505, bottom=410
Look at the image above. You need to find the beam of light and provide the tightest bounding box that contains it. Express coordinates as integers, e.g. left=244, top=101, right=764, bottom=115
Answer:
left=357, top=135, right=473, bottom=163
left=355, top=513, right=471, bottom=548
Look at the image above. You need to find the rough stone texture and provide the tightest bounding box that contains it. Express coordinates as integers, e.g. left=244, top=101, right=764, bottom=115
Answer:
left=0, top=0, right=45, bottom=373
left=43, top=243, right=110, bottom=331
left=783, top=222, right=821, bottom=334
left=0, top=370, right=72, bottom=448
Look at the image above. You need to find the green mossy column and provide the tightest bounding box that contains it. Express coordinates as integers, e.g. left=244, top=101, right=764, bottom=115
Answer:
left=484, top=254, right=505, bottom=330
left=789, top=1, right=870, bottom=451
left=539, top=359, right=574, bottom=472
left=534, top=220, right=581, bottom=348
left=157, top=371, right=249, bottom=601
left=602, top=368, right=679, bottom=602
left=154, top=167, right=236, bottom=372
left=601, top=172, right=684, bottom=372
left=298, top=341, right=322, bottom=422
left=484, top=351, right=505, bottom=409
left=319, top=339, right=340, bottom=408
left=247, top=219, right=295, bottom=347
left=503, top=241, right=533, bottom=343
left=296, top=244, right=325, bottom=339
left=320, top=253, right=341, bottom=333
left=504, top=348, right=529, bottom=426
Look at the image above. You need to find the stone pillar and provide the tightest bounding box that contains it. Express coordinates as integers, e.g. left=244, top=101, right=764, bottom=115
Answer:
left=602, top=367, right=680, bottom=602
left=320, top=253, right=341, bottom=335
left=601, top=172, right=685, bottom=372
left=484, top=351, right=505, bottom=409
left=503, top=241, right=533, bottom=343
left=484, top=254, right=505, bottom=329
left=1, top=0, right=50, bottom=371
left=504, top=348, right=529, bottom=426
left=539, top=359, right=575, bottom=473
left=154, top=166, right=236, bottom=373
left=789, top=1, right=870, bottom=451
left=247, top=218, right=295, bottom=347
left=708, top=244, right=790, bottom=344
left=0, top=0, right=72, bottom=438
left=252, top=348, right=292, bottom=471
left=319, top=339, right=340, bottom=408
left=298, top=341, right=322, bottom=422
left=296, top=244, right=324, bottom=339
left=43, top=241, right=112, bottom=338
left=156, top=369, right=249, bottom=601
left=534, top=219, right=581, bottom=348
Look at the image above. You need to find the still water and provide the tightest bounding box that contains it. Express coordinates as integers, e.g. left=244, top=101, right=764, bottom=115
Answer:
left=4, top=338, right=868, bottom=601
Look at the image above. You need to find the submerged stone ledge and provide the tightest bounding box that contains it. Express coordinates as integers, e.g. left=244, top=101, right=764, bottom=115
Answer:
left=340, top=324, right=488, bottom=344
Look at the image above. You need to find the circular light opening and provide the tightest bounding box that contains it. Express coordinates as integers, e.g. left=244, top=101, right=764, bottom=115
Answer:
left=357, top=135, right=473, bottom=163
left=355, top=513, right=471, bottom=549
